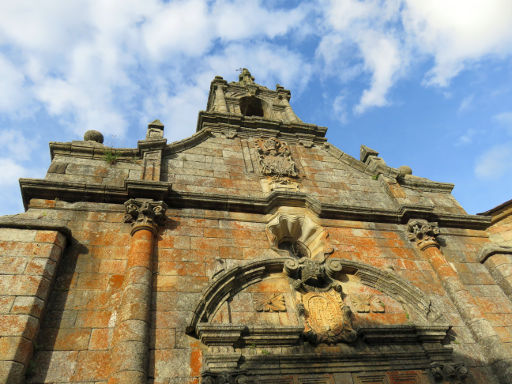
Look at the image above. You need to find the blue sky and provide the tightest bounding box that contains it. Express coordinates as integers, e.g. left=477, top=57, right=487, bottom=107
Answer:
left=1, top=0, right=512, bottom=215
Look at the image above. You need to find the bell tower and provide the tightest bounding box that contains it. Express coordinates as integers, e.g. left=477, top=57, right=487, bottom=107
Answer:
left=198, top=68, right=318, bottom=132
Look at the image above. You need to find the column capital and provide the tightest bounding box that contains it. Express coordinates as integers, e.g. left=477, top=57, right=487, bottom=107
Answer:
left=124, top=199, right=167, bottom=235
left=407, top=218, right=440, bottom=251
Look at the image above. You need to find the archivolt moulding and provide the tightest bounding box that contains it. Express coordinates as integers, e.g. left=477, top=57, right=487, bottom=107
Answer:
left=186, top=257, right=448, bottom=338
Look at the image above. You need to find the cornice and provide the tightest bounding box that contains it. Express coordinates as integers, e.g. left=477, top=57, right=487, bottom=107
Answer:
left=0, top=215, right=72, bottom=241
left=19, top=179, right=490, bottom=229
left=195, top=111, right=327, bottom=138
left=49, top=142, right=139, bottom=161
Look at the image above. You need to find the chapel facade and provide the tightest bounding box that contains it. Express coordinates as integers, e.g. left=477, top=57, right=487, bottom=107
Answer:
left=0, top=69, right=511, bottom=384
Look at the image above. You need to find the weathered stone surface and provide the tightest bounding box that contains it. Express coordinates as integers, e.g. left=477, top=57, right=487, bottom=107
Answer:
left=1, top=71, right=511, bottom=383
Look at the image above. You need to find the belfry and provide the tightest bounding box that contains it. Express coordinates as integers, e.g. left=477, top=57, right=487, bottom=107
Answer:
left=0, top=69, right=511, bottom=383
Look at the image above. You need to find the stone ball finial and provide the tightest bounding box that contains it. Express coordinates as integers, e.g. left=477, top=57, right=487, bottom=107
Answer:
left=398, top=165, right=412, bottom=175
left=83, top=130, right=104, bottom=143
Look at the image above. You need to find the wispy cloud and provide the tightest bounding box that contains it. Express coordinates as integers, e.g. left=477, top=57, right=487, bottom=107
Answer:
left=493, top=111, right=512, bottom=135
left=475, top=142, right=512, bottom=179
left=458, top=94, right=474, bottom=113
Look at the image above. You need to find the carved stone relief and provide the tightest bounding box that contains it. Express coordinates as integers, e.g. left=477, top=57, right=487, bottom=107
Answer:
left=257, top=137, right=300, bottom=192
left=257, top=138, right=298, bottom=178
left=430, top=362, right=468, bottom=382
left=265, top=212, right=333, bottom=261
left=350, top=293, right=385, bottom=313
left=407, top=219, right=440, bottom=250
left=284, top=257, right=357, bottom=344
left=254, top=293, right=287, bottom=312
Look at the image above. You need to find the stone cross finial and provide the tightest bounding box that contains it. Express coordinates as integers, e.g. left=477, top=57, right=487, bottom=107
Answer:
left=238, top=68, right=255, bottom=85
left=407, top=219, right=440, bottom=250
left=124, top=199, right=167, bottom=234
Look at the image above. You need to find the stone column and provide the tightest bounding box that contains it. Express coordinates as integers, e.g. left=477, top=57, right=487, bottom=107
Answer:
left=407, top=219, right=512, bottom=383
left=108, top=199, right=167, bottom=384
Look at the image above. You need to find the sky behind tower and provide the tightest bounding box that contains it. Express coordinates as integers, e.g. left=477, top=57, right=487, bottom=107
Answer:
left=1, top=0, right=512, bottom=215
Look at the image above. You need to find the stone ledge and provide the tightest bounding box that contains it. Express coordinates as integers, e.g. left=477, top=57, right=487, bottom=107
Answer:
left=0, top=215, right=71, bottom=240
left=19, top=178, right=491, bottom=230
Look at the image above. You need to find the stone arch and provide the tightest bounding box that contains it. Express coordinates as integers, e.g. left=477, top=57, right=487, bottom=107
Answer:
left=187, top=257, right=448, bottom=337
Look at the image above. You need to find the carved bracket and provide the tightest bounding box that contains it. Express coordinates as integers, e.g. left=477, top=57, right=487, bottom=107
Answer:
left=430, top=362, right=468, bottom=382
left=124, top=199, right=167, bottom=234
left=407, top=219, right=440, bottom=250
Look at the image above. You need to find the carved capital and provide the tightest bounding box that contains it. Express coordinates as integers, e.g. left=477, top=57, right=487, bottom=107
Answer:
left=407, top=219, right=440, bottom=250
left=124, top=199, right=167, bottom=235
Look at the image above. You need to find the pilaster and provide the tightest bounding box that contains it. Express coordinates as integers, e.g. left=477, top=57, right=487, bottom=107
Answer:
left=108, top=199, right=167, bottom=384
left=407, top=218, right=512, bottom=383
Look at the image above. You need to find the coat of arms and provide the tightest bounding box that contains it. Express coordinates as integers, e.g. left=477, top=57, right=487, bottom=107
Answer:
left=257, top=138, right=298, bottom=178
left=284, top=257, right=357, bottom=344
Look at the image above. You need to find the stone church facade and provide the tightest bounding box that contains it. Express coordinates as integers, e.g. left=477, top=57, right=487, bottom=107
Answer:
left=0, top=69, right=511, bottom=383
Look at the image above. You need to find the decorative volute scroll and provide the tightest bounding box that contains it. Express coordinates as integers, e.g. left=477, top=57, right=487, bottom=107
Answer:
left=407, top=218, right=440, bottom=251
left=265, top=212, right=333, bottom=261
left=124, top=199, right=167, bottom=234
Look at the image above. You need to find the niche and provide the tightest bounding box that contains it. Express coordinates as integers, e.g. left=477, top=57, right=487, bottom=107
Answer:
left=239, top=96, right=264, bottom=117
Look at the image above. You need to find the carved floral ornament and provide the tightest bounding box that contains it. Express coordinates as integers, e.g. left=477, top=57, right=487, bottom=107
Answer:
left=123, top=199, right=167, bottom=234
left=407, top=218, right=440, bottom=250
left=254, top=293, right=286, bottom=312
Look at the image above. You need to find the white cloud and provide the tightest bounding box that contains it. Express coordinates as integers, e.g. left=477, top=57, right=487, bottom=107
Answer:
left=402, top=0, right=512, bottom=86
left=142, top=42, right=312, bottom=141
left=0, top=55, right=28, bottom=113
left=354, top=32, right=402, bottom=113
left=317, top=0, right=512, bottom=116
left=0, top=130, right=38, bottom=161
left=142, top=0, right=212, bottom=59
left=332, top=94, right=347, bottom=124
left=475, top=142, right=512, bottom=179
left=212, top=0, right=306, bottom=40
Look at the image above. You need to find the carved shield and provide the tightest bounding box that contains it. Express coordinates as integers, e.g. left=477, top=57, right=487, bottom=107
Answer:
left=302, top=290, right=344, bottom=340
